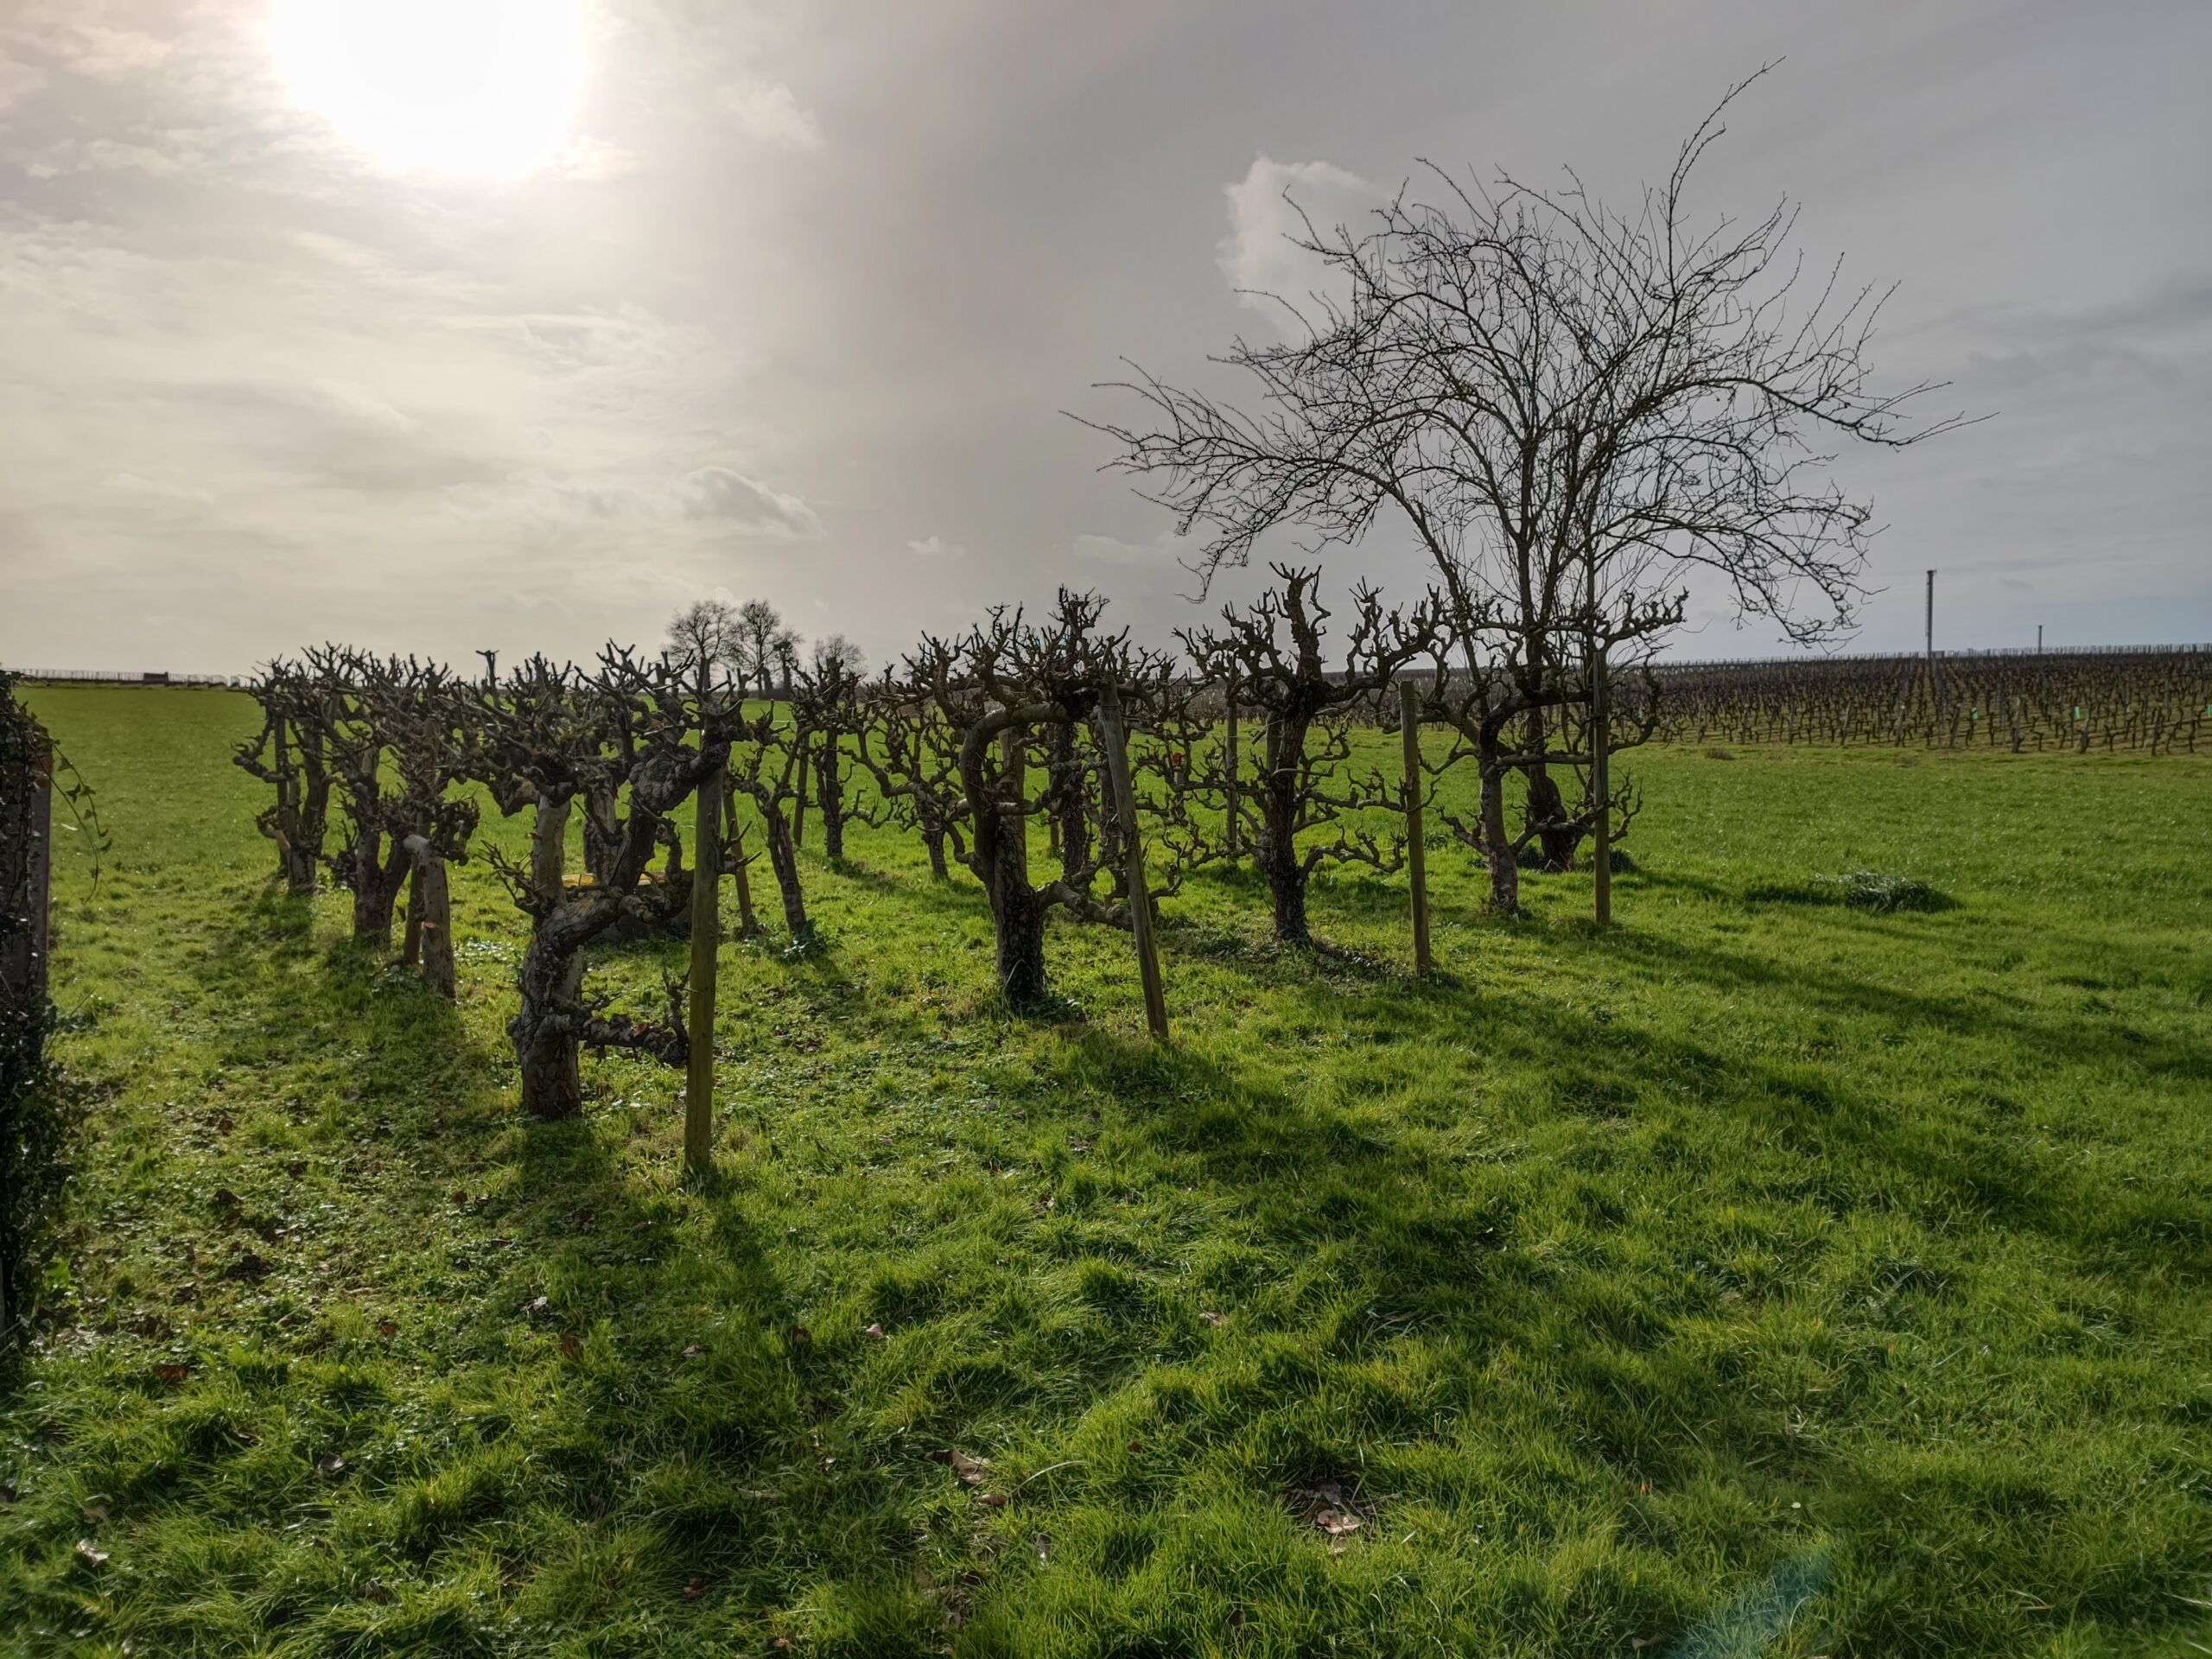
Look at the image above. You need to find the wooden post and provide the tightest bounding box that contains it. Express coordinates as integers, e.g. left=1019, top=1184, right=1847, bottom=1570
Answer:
left=1096, top=683, right=1168, bottom=1042
left=1000, top=724, right=1028, bottom=886
left=401, top=863, right=425, bottom=966
left=1398, top=681, right=1432, bottom=974
left=1591, top=645, right=1612, bottom=927
left=728, top=803, right=760, bottom=939
left=272, top=709, right=294, bottom=881
left=400, top=836, right=454, bottom=999
left=792, top=736, right=809, bottom=849
left=1223, top=670, right=1241, bottom=865
left=685, top=759, right=723, bottom=1179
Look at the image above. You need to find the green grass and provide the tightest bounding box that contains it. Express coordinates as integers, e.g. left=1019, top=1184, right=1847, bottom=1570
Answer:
left=3, top=687, right=2209, bottom=1658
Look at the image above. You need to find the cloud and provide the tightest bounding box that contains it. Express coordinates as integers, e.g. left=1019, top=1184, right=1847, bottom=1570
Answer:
left=677, top=466, right=823, bottom=537
left=907, top=534, right=963, bottom=558
left=1071, top=530, right=1178, bottom=567
left=0, top=53, right=44, bottom=110
left=1218, top=155, right=1375, bottom=312
left=50, top=23, right=172, bottom=82
left=722, top=79, right=822, bottom=151
left=553, top=136, right=641, bottom=183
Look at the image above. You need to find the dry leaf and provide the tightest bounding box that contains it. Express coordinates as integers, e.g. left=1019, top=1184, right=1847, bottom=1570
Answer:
left=359, top=1578, right=392, bottom=1604
left=1033, top=1534, right=1052, bottom=1561
left=977, top=1491, right=1008, bottom=1509
left=81, top=1502, right=110, bottom=1524
left=683, top=1575, right=710, bottom=1599
left=862, top=1322, right=886, bottom=1342
left=785, top=1324, right=812, bottom=1349
left=376, top=1319, right=397, bottom=1338
left=156, top=1362, right=188, bottom=1385
left=1200, top=1310, right=1224, bottom=1327
left=683, top=1344, right=705, bottom=1358
left=942, top=1449, right=992, bottom=1486
left=525, top=1296, right=550, bottom=1315
left=75, top=1539, right=110, bottom=1567
left=559, top=1333, right=583, bottom=1360
left=172, top=1283, right=198, bottom=1304
left=1126, top=1439, right=1141, bottom=1454
left=318, top=1453, right=346, bottom=1476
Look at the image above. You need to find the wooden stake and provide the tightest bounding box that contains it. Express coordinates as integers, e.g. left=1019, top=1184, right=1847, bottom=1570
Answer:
left=792, top=735, right=809, bottom=848
left=1223, top=670, right=1241, bottom=865
left=685, top=760, right=723, bottom=1180
left=1592, top=643, right=1612, bottom=927
left=1096, top=683, right=1169, bottom=1042
left=400, top=835, right=454, bottom=999
left=1398, top=681, right=1431, bottom=975
left=401, top=863, right=425, bottom=966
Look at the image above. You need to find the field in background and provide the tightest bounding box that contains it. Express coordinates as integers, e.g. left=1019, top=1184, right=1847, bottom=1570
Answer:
left=2, top=686, right=2208, bottom=1657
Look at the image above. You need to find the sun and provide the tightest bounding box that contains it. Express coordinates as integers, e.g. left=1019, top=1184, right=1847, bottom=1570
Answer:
left=270, top=0, right=582, bottom=179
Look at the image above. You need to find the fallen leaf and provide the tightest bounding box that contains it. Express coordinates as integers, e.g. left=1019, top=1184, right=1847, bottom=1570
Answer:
left=82, top=1502, right=110, bottom=1524
left=1200, top=1310, right=1224, bottom=1327
left=1314, top=1508, right=1361, bottom=1537
left=683, top=1575, right=710, bottom=1599
left=451, top=1190, right=468, bottom=1205
left=978, top=1491, right=1008, bottom=1509
left=156, top=1362, right=188, bottom=1385
left=76, top=1539, right=110, bottom=1567
left=559, top=1333, right=583, bottom=1360
left=318, top=1453, right=346, bottom=1476
left=1033, top=1534, right=1052, bottom=1561
left=213, top=1115, right=235, bottom=1134
left=1126, top=1440, right=1142, bottom=1454
left=862, top=1322, right=886, bottom=1341
left=172, top=1283, right=198, bottom=1305
left=286, top=1161, right=307, bottom=1179
left=682, top=1344, right=705, bottom=1358
left=525, top=1296, right=550, bottom=1315
left=941, top=1449, right=992, bottom=1486
left=785, top=1324, right=812, bottom=1349
left=359, top=1577, right=392, bottom=1604
left=376, top=1319, right=397, bottom=1338
left=213, top=1188, right=243, bottom=1212
left=311, top=1536, right=331, bottom=1554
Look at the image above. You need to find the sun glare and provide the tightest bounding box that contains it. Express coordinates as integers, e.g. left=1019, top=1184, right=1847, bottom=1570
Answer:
left=270, top=0, right=582, bottom=179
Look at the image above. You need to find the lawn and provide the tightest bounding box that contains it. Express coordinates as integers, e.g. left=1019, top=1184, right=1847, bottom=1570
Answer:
left=3, top=685, right=2209, bottom=1657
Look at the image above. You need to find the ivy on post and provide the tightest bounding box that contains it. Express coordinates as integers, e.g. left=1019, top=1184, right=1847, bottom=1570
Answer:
left=1398, top=680, right=1431, bottom=975
left=685, top=701, right=724, bottom=1180
left=1096, top=682, right=1168, bottom=1042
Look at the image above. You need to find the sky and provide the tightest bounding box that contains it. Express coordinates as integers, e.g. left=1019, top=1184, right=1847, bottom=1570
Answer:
left=2, top=0, right=2207, bottom=676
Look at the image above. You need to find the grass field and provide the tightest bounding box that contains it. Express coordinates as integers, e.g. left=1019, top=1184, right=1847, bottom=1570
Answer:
left=3, top=685, right=2209, bottom=1657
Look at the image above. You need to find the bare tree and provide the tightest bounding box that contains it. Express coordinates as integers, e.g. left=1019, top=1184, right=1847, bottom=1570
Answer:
left=1088, top=72, right=1967, bottom=912
left=461, top=649, right=730, bottom=1118
left=664, top=599, right=747, bottom=687
left=859, top=677, right=969, bottom=881
left=1179, top=567, right=1442, bottom=944
left=894, top=589, right=1173, bottom=1008
left=792, top=638, right=881, bottom=863
left=734, top=600, right=788, bottom=702
left=232, top=657, right=336, bottom=896
left=307, top=647, right=478, bottom=949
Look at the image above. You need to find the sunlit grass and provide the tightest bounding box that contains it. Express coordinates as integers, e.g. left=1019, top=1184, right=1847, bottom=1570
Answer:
left=3, top=687, right=2208, bottom=1656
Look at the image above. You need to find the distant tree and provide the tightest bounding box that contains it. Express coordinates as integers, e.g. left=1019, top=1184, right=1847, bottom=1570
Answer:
left=793, top=638, right=880, bottom=863
left=734, top=600, right=786, bottom=701
left=664, top=600, right=747, bottom=689
left=1090, top=72, right=1967, bottom=913
left=461, top=650, right=730, bottom=1118
left=1179, top=567, right=1441, bottom=944
left=893, top=589, right=1173, bottom=1009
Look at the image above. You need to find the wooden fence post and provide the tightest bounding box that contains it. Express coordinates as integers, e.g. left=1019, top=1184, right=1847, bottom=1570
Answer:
left=1591, top=642, right=1612, bottom=928
left=792, top=737, right=809, bottom=849
left=1096, top=683, right=1169, bottom=1042
left=685, top=757, right=724, bottom=1179
left=401, top=863, right=425, bottom=966
left=1223, top=670, right=1241, bottom=866
left=399, top=835, right=454, bottom=999
left=1398, top=681, right=1432, bottom=976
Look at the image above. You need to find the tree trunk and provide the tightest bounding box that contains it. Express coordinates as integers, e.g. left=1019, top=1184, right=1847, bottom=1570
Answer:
left=762, top=809, right=808, bottom=937
left=1255, top=713, right=1311, bottom=944
left=351, top=829, right=399, bottom=948
left=1478, top=738, right=1521, bottom=916
left=924, top=824, right=950, bottom=881
left=581, top=785, right=620, bottom=884
left=989, top=863, right=1050, bottom=1009
left=531, top=796, right=571, bottom=904
left=512, top=927, right=585, bottom=1119
left=818, top=735, right=845, bottom=862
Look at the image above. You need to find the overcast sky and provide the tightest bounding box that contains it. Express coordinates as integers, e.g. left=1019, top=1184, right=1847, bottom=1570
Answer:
left=3, top=0, right=2207, bottom=675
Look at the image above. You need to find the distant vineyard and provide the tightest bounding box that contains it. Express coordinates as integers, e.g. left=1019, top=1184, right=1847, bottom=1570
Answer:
left=1624, top=645, right=2212, bottom=753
